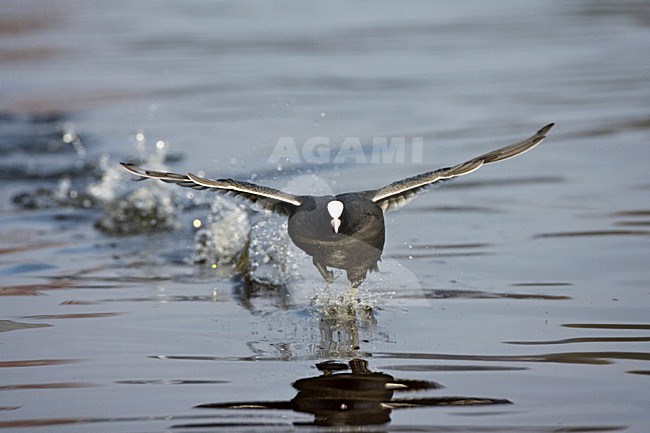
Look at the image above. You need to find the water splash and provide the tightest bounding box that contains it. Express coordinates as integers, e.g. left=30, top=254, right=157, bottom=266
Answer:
left=61, top=121, right=87, bottom=158
left=93, top=136, right=180, bottom=235
left=311, top=284, right=379, bottom=314
left=245, top=215, right=304, bottom=287
left=8, top=118, right=182, bottom=236
left=191, top=195, right=249, bottom=266
left=188, top=192, right=309, bottom=288
left=12, top=176, right=97, bottom=210
left=94, top=185, right=179, bottom=235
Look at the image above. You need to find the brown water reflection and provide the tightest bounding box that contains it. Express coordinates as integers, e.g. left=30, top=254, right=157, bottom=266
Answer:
left=505, top=336, right=650, bottom=345
left=0, top=382, right=95, bottom=391
left=0, top=359, right=78, bottom=368
left=399, top=288, right=571, bottom=301
left=375, top=351, right=650, bottom=366
left=0, top=280, right=74, bottom=296
left=563, top=323, right=650, bottom=331
left=0, top=320, right=50, bottom=332
left=20, top=312, right=120, bottom=320
left=534, top=230, right=650, bottom=238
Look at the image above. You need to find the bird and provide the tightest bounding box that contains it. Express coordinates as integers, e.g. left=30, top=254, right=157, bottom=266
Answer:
left=121, top=123, right=554, bottom=288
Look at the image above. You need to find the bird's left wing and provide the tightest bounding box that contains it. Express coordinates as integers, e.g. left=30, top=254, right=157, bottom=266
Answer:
left=120, top=163, right=302, bottom=215
left=367, top=123, right=554, bottom=212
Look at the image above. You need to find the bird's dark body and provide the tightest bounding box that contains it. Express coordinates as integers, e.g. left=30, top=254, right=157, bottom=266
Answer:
left=288, top=194, right=385, bottom=287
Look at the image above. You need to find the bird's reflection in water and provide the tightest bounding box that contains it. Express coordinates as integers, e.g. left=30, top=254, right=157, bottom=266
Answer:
left=206, top=290, right=510, bottom=426
left=196, top=358, right=510, bottom=427
left=290, top=358, right=439, bottom=426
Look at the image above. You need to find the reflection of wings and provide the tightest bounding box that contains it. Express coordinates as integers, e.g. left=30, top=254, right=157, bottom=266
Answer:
left=368, top=123, right=554, bottom=211
left=120, top=163, right=302, bottom=215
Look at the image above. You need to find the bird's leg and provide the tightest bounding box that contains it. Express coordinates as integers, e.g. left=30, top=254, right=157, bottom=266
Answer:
left=346, top=270, right=367, bottom=303
left=313, top=258, right=334, bottom=283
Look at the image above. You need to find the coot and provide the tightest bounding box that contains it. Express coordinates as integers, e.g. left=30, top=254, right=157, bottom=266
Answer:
left=122, top=123, right=553, bottom=287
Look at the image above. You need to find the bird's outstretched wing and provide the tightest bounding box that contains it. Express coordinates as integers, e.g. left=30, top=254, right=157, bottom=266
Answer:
left=120, top=163, right=302, bottom=215
left=368, top=123, right=554, bottom=211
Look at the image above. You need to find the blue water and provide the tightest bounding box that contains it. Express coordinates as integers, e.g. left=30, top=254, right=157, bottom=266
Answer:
left=1, top=1, right=649, bottom=431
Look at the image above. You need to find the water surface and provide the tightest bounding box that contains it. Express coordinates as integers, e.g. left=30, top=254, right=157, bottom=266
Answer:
left=1, top=1, right=649, bottom=431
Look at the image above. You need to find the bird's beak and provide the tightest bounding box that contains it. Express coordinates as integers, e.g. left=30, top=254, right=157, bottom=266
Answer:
left=331, top=218, right=341, bottom=233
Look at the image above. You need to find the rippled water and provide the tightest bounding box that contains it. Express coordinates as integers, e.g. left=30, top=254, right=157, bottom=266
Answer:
left=1, top=1, right=649, bottom=431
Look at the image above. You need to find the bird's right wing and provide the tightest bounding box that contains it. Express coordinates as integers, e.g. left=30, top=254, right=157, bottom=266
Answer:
left=120, top=163, right=302, bottom=215
left=368, top=123, right=554, bottom=211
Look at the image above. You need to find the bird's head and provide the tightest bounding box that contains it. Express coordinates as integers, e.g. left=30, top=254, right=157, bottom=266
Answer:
left=327, top=200, right=344, bottom=233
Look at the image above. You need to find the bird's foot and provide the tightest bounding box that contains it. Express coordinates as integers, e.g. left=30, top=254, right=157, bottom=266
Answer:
left=348, top=276, right=365, bottom=291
